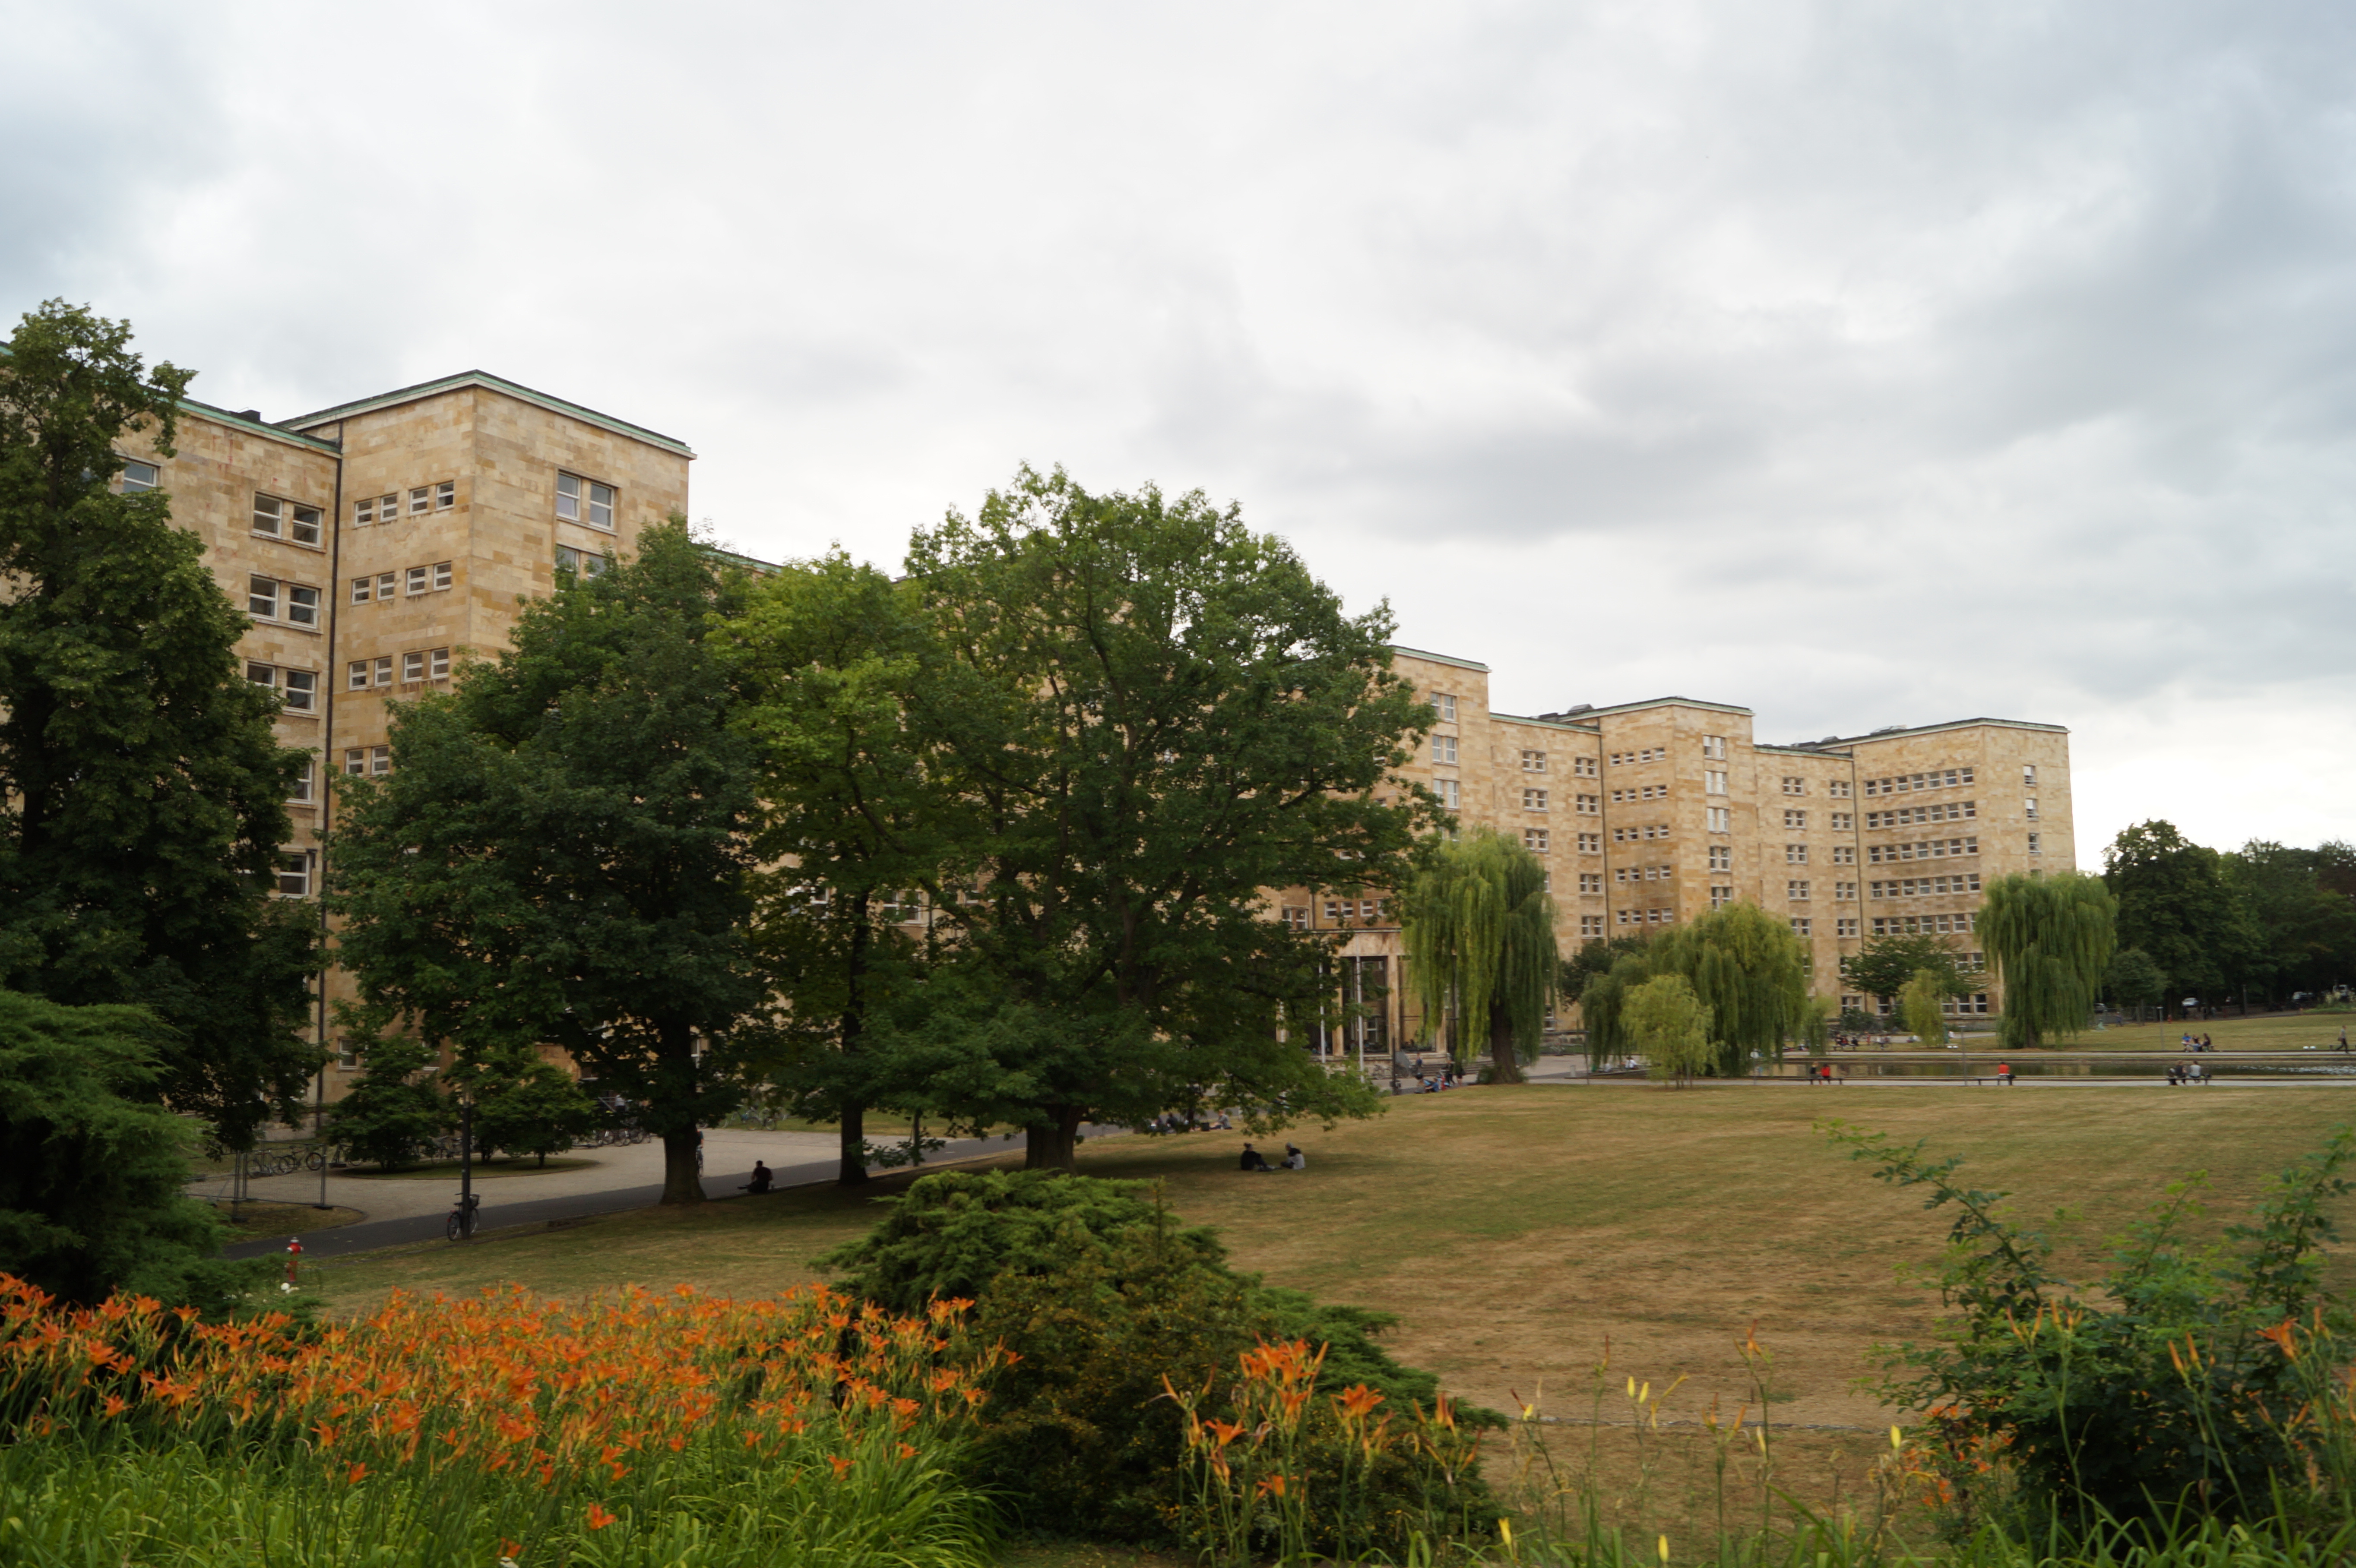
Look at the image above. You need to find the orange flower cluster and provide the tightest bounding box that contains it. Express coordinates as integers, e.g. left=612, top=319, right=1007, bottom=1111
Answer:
left=0, top=1274, right=1002, bottom=1494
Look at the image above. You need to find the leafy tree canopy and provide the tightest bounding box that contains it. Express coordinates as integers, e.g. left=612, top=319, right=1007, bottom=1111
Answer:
left=2105, top=821, right=2259, bottom=1005
left=1981, top=871, right=2115, bottom=1048
left=1624, top=973, right=1712, bottom=1087
left=901, top=467, right=1427, bottom=1167
left=328, top=522, right=767, bottom=1204
left=319, top=1021, right=446, bottom=1172
left=1400, top=828, right=1558, bottom=1081
left=1840, top=931, right=1982, bottom=1006
left=0, top=301, right=318, bottom=1146
left=1580, top=902, right=1811, bottom=1075
left=0, top=989, right=257, bottom=1310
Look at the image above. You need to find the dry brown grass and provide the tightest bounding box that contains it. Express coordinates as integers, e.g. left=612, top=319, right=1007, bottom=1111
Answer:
left=310, top=1082, right=2356, bottom=1439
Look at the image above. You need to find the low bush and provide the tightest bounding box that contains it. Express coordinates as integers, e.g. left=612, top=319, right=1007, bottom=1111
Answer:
left=0, top=1275, right=1002, bottom=1568
left=822, top=1168, right=1493, bottom=1549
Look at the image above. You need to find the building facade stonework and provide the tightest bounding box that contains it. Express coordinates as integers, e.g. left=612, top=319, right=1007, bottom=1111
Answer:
left=115, top=367, right=2074, bottom=1092
left=118, top=373, right=694, bottom=1084
left=1282, top=646, right=2074, bottom=1065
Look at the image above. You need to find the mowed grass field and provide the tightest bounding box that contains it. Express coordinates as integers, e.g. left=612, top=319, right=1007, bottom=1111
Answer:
left=2064, top=1009, right=2356, bottom=1052
left=309, top=1082, right=2356, bottom=1433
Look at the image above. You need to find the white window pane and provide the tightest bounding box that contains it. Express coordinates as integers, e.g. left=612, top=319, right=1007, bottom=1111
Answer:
left=252, top=495, right=282, bottom=535
left=406, top=566, right=428, bottom=594
left=589, top=482, right=614, bottom=528
left=291, top=506, right=322, bottom=545
left=286, top=585, right=319, bottom=625
left=403, top=651, right=424, bottom=681
left=246, top=661, right=276, bottom=689
left=409, top=488, right=429, bottom=515
left=377, top=572, right=396, bottom=597
left=374, top=656, right=393, bottom=686
left=429, top=648, right=450, bottom=679
left=556, top=472, right=580, bottom=520
left=122, top=461, right=158, bottom=493
left=248, top=576, right=277, bottom=617
left=283, top=670, right=316, bottom=711
left=348, top=661, right=370, bottom=690
left=433, top=561, right=452, bottom=590
left=436, top=481, right=454, bottom=509
left=351, top=578, right=372, bottom=604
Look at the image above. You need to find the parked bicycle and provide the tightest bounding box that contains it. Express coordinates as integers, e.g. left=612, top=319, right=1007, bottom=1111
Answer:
left=446, top=1192, right=481, bottom=1243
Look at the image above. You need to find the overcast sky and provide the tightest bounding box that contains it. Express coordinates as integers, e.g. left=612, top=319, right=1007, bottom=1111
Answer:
left=8, top=0, right=2351, bottom=861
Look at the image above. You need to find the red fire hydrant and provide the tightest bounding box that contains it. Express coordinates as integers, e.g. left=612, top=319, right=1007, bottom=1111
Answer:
left=283, top=1238, right=303, bottom=1291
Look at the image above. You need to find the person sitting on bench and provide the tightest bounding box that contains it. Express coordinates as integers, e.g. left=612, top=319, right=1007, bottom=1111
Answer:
left=1239, top=1144, right=1273, bottom=1172
left=743, top=1160, right=773, bottom=1194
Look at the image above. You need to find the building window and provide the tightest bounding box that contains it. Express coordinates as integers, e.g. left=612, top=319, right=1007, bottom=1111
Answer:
left=433, top=560, right=453, bottom=591
left=1710, top=885, right=1732, bottom=908
left=406, top=564, right=430, bottom=596
left=120, top=460, right=159, bottom=493
left=1432, top=735, right=1457, bottom=764
left=1521, top=750, right=1547, bottom=773
left=1837, top=917, right=1860, bottom=938
left=1574, top=794, right=1599, bottom=814
left=290, top=757, right=316, bottom=803
left=1436, top=778, right=1460, bottom=809
left=1831, top=845, right=1856, bottom=865
left=1523, top=788, right=1548, bottom=811
left=403, top=487, right=426, bottom=516
left=1705, top=769, right=1727, bottom=795
left=436, top=480, right=456, bottom=510
left=1524, top=828, right=1550, bottom=853
left=1580, top=915, right=1605, bottom=937
left=1828, top=780, right=1852, bottom=798
left=1577, top=832, right=1601, bottom=853
left=1579, top=873, right=1602, bottom=893
left=350, top=577, right=373, bottom=604
left=1702, top=734, right=1726, bottom=760
left=1788, top=880, right=1811, bottom=900
left=2023, top=765, right=2038, bottom=786
left=336, top=1037, right=361, bottom=1069
left=1707, top=845, right=1731, bottom=872
left=347, top=661, right=369, bottom=692
left=276, top=851, right=314, bottom=898
left=2028, top=832, right=2042, bottom=855
left=1786, top=844, right=1808, bottom=865
left=2024, top=797, right=2039, bottom=821
left=399, top=648, right=452, bottom=682
left=1781, top=776, right=1804, bottom=795
left=1571, top=756, right=1598, bottom=777
left=247, top=576, right=319, bottom=627
left=1707, top=807, right=1729, bottom=833
left=402, top=651, right=426, bottom=682
left=1834, top=881, right=1856, bottom=900
left=252, top=495, right=323, bottom=547
left=1281, top=906, right=1310, bottom=930
left=354, top=496, right=375, bottom=526
left=557, top=472, right=617, bottom=529
left=1784, top=809, right=1806, bottom=829
left=1790, top=917, right=1812, bottom=936
left=1830, top=812, right=1852, bottom=831
left=245, top=661, right=316, bottom=713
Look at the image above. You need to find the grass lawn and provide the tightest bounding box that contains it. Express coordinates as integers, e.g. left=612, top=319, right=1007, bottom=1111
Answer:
left=310, top=1083, right=2356, bottom=1422
left=2060, top=1009, right=2356, bottom=1052
left=209, top=1200, right=366, bottom=1236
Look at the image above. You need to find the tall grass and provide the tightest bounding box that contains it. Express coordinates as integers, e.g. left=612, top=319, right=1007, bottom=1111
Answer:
left=0, top=1275, right=1004, bottom=1568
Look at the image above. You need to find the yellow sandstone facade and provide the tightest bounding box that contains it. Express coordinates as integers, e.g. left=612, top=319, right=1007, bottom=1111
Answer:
left=1283, top=646, right=2075, bottom=1063
left=115, top=368, right=2075, bottom=1089
left=118, top=373, right=695, bottom=1081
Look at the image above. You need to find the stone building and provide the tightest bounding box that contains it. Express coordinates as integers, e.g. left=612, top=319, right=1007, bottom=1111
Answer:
left=117, top=372, right=695, bottom=1083
left=1278, top=645, right=2074, bottom=1067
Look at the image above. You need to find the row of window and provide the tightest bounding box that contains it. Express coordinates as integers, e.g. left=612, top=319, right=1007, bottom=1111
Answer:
left=1776, top=776, right=1856, bottom=799
left=344, top=746, right=392, bottom=776
left=247, top=662, right=317, bottom=713
left=354, top=481, right=456, bottom=526
left=1868, top=836, right=1979, bottom=863
left=1843, top=990, right=1992, bottom=1015
left=1612, top=824, right=1672, bottom=843
left=1609, top=747, right=1665, bottom=766
left=347, top=648, right=452, bottom=689
left=1872, top=913, right=1979, bottom=935
left=1783, top=880, right=1865, bottom=901
left=351, top=562, right=454, bottom=602
left=1871, top=873, right=1983, bottom=899
left=1277, top=900, right=1390, bottom=928
left=1612, top=784, right=1669, bottom=803
left=1617, top=908, right=1677, bottom=926
left=1862, top=768, right=1974, bottom=797
left=248, top=575, right=320, bottom=626
left=1616, top=863, right=1674, bottom=883
left=253, top=495, right=325, bottom=547
left=1866, top=800, right=1975, bottom=829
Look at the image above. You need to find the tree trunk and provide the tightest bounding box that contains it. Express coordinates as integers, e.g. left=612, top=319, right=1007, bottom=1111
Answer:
left=1488, top=1009, right=1525, bottom=1084
left=1024, top=1106, right=1084, bottom=1171
left=839, top=1102, right=868, bottom=1186
left=659, top=1129, right=704, bottom=1205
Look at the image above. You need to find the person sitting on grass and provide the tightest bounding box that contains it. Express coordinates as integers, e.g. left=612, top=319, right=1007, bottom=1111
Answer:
left=742, top=1160, right=773, bottom=1194
left=1239, top=1144, right=1273, bottom=1172
left=1283, top=1144, right=1305, bottom=1170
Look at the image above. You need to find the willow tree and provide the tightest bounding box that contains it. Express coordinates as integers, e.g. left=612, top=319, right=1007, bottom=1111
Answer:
left=1625, top=973, right=1712, bottom=1088
left=1401, top=829, right=1558, bottom=1083
left=1981, top=872, right=2116, bottom=1049
left=1900, top=968, right=1950, bottom=1050
left=1646, top=902, right=1813, bottom=1076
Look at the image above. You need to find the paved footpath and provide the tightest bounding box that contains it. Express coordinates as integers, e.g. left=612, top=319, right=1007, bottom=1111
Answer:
left=216, top=1125, right=1119, bottom=1261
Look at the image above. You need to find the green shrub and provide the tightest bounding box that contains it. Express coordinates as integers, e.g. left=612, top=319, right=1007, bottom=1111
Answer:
left=1828, top=1120, right=2356, bottom=1532
left=822, top=1169, right=1491, bottom=1548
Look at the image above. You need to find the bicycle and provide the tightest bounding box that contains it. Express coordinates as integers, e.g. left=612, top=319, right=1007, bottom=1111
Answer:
left=445, top=1192, right=481, bottom=1243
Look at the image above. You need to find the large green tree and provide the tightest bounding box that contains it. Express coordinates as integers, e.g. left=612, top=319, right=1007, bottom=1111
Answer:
left=0, top=301, right=320, bottom=1146
left=1980, top=871, right=2116, bottom=1047
left=0, top=989, right=248, bottom=1309
left=2104, top=821, right=2258, bottom=1009
left=329, top=523, right=768, bottom=1204
left=1400, top=828, right=1558, bottom=1082
left=725, top=551, right=975, bottom=1185
left=2222, top=841, right=2356, bottom=1005
left=1840, top=931, right=1983, bottom=1013
left=1580, top=901, right=1812, bottom=1075
left=903, top=467, right=1428, bottom=1168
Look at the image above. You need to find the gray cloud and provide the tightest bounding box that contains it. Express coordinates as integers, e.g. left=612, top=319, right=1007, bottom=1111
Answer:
left=7, top=0, right=2355, bottom=853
